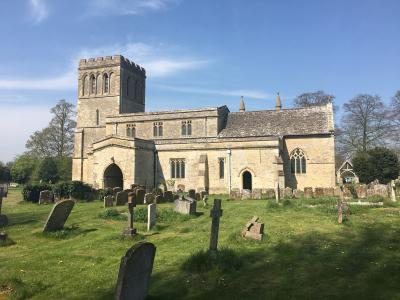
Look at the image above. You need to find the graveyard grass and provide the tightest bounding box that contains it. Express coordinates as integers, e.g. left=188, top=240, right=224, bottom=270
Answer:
left=1, top=189, right=399, bottom=300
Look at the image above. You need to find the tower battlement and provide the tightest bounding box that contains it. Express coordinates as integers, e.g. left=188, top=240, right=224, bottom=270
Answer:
left=79, top=55, right=146, bottom=76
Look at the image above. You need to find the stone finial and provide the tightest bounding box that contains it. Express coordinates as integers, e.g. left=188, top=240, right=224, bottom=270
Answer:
left=276, top=92, right=282, bottom=111
left=239, top=96, right=245, bottom=112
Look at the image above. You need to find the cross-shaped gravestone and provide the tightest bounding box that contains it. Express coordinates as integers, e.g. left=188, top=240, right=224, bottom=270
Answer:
left=123, top=198, right=137, bottom=237
left=209, top=199, right=223, bottom=252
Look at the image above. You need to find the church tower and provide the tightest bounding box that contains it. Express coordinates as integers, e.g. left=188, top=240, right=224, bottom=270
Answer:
left=72, top=55, right=146, bottom=181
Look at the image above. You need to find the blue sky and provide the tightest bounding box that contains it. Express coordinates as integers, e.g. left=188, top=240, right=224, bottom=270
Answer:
left=0, top=0, right=399, bottom=161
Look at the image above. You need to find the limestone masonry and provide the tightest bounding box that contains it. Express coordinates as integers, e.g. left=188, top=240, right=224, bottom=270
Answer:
left=72, top=55, right=336, bottom=193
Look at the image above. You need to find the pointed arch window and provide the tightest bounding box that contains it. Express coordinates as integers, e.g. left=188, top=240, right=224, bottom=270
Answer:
left=290, top=148, right=307, bottom=174
left=126, top=123, right=135, bottom=137
left=82, top=75, right=87, bottom=96
left=96, top=109, right=100, bottom=125
left=90, top=75, right=96, bottom=94
left=103, top=73, right=109, bottom=93
left=181, top=120, right=192, bottom=136
left=170, top=159, right=185, bottom=179
left=219, top=158, right=225, bottom=179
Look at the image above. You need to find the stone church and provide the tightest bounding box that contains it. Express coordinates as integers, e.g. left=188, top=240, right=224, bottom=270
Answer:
left=72, top=55, right=336, bottom=193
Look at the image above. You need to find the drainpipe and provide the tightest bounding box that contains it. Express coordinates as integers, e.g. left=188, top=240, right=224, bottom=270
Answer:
left=227, top=149, right=232, bottom=195
left=153, top=150, right=158, bottom=189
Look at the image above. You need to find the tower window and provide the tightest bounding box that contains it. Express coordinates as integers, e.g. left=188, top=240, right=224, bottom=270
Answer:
left=126, top=123, right=135, bottom=137
left=181, top=120, right=192, bottom=136
left=96, top=109, right=100, bottom=125
left=218, top=158, right=225, bottom=179
left=103, top=73, right=109, bottom=93
left=82, top=75, right=87, bottom=96
left=170, top=159, right=185, bottom=179
left=153, top=122, right=163, bottom=137
left=290, top=148, right=307, bottom=174
left=90, top=75, right=96, bottom=94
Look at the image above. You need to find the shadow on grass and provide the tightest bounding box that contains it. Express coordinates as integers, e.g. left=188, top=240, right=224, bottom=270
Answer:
left=40, top=224, right=98, bottom=240
left=7, top=211, right=49, bottom=226
left=148, top=223, right=400, bottom=300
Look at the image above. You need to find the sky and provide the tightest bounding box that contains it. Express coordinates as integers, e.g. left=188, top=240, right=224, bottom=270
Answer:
left=0, top=0, right=399, bottom=162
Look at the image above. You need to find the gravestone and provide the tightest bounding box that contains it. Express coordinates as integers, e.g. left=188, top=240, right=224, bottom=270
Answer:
left=136, top=189, right=146, bottom=204
left=200, top=190, right=208, bottom=199
left=115, top=242, right=156, bottom=300
left=188, top=189, right=196, bottom=199
left=202, top=195, right=208, bottom=208
left=274, top=182, right=280, bottom=203
left=163, top=191, right=173, bottom=202
left=39, top=190, right=53, bottom=204
left=113, top=187, right=123, bottom=195
left=174, top=197, right=197, bottom=215
left=155, top=195, right=164, bottom=204
left=195, top=192, right=201, bottom=201
left=123, top=202, right=137, bottom=237
left=314, top=187, right=324, bottom=197
left=43, top=199, right=75, bottom=232
left=104, top=195, right=114, bottom=208
left=242, top=216, right=264, bottom=240
left=323, top=187, right=334, bottom=197
left=209, top=199, right=223, bottom=252
left=284, top=187, right=293, bottom=198
left=241, top=189, right=252, bottom=199
left=390, top=180, right=396, bottom=202
left=177, top=184, right=185, bottom=192
left=0, top=232, right=7, bottom=241
left=264, top=188, right=275, bottom=199
left=334, top=186, right=341, bottom=197
left=252, top=188, right=262, bottom=199
left=0, top=188, right=8, bottom=227
left=356, top=184, right=367, bottom=198
left=144, top=193, right=154, bottom=204
left=229, top=189, right=240, bottom=200
left=116, top=191, right=129, bottom=206
left=304, top=187, right=313, bottom=198
left=128, top=192, right=136, bottom=204
left=147, top=204, right=156, bottom=231
left=293, top=189, right=304, bottom=198
left=374, top=184, right=389, bottom=198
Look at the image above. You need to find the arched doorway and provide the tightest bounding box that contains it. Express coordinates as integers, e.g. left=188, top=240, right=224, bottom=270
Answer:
left=242, top=171, right=252, bottom=190
left=104, top=163, right=123, bottom=189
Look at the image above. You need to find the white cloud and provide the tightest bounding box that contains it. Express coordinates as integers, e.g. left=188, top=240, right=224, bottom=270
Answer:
left=0, top=42, right=209, bottom=91
left=29, top=0, right=49, bottom=24
left=89, top=0, right=179, bottom=16
left=156, top=84, right=271, bottom=99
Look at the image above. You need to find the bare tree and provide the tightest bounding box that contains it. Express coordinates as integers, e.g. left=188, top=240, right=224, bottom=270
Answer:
left=294, top=90, right=335, bottom=107
left=337, top=94, right=389, bottom=155
left=26, top=100, right=76, bottom=157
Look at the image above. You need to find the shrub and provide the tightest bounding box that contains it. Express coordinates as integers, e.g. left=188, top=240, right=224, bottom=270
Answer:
left=22, top=183, right=52, bottom=202
left=366, top=195, right=385, bottom=203
left=266, top=201, right=279, bottom=209
left=53, top=182, right=71, bottom=199
left=182, top=248, right=243, bottom=273
left=69, top=181, right=97, bottom=201
left=347, top=184, right=358, bottom=199
left=134, top=207, right=147, bottom=222
left=282, top=199, right=293, bottom=207
left=97, top=188, right=112, bottom=201
left=98, top=209, right=127, bottom=221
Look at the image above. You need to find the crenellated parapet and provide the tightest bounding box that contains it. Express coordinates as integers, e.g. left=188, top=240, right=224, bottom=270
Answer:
left=79, top=55, right=146, bottom=76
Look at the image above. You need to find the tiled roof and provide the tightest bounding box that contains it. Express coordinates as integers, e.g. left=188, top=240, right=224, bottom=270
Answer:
left=218, top=104, right=334, bottom=138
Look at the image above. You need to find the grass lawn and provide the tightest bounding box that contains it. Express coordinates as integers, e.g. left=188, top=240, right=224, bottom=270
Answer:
left=0, top=188, right=399, bottom=300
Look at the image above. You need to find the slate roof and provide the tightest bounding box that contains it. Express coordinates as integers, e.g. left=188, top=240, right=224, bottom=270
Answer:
left=218, top=105, right=334, bottom=138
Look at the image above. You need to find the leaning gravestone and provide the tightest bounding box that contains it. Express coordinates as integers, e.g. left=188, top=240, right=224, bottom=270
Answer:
left=104, top=195, right=114, bottom=208
left=115, top=242, right=157, bottom=300
left=147, top=204, right=156, bottom=231
left=39, top=190, right=53, bottom=205
left=242, top=216, right=264, bottom=240
left=116, top=191, right=128, bottom=206
left=43, top=199, right=75, bottom=232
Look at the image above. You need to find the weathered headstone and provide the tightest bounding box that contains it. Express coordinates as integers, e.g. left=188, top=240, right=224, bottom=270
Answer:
left=163, top=191, right=173, bottom=202
left=155, top=195, right=163, bottom=204
left=355, top=184, right=367, bottom=198
left=241, top=189, right=252, bottom=200
left=116, top=191, right=129, bottom=206
left=147, top=204, right=156, bottom=231
left=39, top=190, right=53, bottom=204
left=252, top=188, right=262, bottom=199
left=115, top=242, right=156, bottom=300
left=337, top=186, right=351, bottom=224
left=334, top=186, right=341, bottom=197
left=209, top=199, right=223, bottom=252
left=123, top=202, right=137, bottom=237
left=136, top=189, right=146, bottom=204
left=323, top=187, right=334, bottom=197
left=293, top=189, right=304, bottom=198
left=304, top=187, right=313, bottom=198
left=229, top=189, right=240, bottom=200
left=174, top=197, right=197, bottom=215
left=242, top=216, right=264, bottom=240
left=274, top=182, right=280, bottom=203
left=104, top=195, right=114, bottom=208
left=43, top=199, right=75, bottom=232
left=113, top=187, right=123, bottom=195
left=264, top=188, right=275, bottom=199
left=188, top=189, right=196, bottom=199
left=314, top=187, right=324, bottom=197
left=284, top=187, right=293, bottom=198
left=0, top=232, right=7, bottom=241
left=144, top=193, right=154, bottom=204
left=195, top=192, right=201, bottom=201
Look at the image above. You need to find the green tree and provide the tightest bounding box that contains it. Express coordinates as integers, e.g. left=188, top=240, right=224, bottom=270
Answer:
left=55, top=156, right=72, bottom=182
left=35, top=157, right=60, bottom=183
left=353, top=147, right=399, bottom=184
left=10, top=154, right=37, bottom=184
left=0, top=162, right=11, bottom=182
left=26, top=100, right=76, bottom=157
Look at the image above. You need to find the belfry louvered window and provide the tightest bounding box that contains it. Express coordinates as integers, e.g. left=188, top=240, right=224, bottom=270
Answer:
left=290, top=148, right=307, bottom=174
